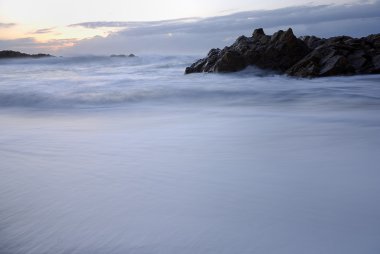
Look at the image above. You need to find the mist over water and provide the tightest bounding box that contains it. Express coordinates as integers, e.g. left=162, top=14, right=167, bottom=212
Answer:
left=1, top=56, right=380, bottom=254
left=1, top=55, right=380, bottom=109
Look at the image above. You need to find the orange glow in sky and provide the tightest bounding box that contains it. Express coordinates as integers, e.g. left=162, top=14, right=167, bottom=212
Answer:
left=0, top=0, right=363, bottom=52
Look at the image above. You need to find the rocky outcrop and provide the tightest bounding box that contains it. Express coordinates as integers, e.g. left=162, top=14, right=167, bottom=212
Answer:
left=0, top=50, right=52, bottom=59
left=110, top=54, right=136, bottom=58
left=287, top=35, right=380, bottom=77
left=185, top=28, right=380, bottom=77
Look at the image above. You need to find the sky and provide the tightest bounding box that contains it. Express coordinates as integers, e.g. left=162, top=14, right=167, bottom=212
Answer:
left=0, top=0, right=379, bottom=55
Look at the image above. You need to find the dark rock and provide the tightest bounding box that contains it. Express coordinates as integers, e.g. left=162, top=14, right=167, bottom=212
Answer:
left=110, top=54, right=136, bottom=57
left=110, top=54, right=127, bottom=57
left=110, top=54, right=136, bottom=58
left=287, top=34, right=380, bottom=77
left=0, top=50, right=52, bottom=59
left=213, top=50, right=246, bottom=72
left=185, top=28, right=309, bottom=75
left=185, top=28, right=380, bottom=77
left=319, top=55, right=353, bottom=76
left=301, top=36, right=326, bottom=49
left=372, top=55, right=380, bottom=73
left=253, top=28, right=265, bottom=37
left=185, top=48, right=222, bottom=74
left=347, top=50, right=368, bottom=70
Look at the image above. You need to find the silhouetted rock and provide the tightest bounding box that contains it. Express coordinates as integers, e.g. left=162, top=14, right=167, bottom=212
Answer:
left=0, top=50, right=52, bottom=59
left=185, top=28, right=380, bottom=77
left=300, top=36, right=326, bottom=50
left=110, top=54, right=136, bottom=58
left=287, top=34, right=380, bottom=77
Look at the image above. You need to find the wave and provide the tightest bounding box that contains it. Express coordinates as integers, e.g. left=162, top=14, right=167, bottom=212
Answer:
left=1, top=55, right=380, bottom=110
left=1, top=82, right=380, bottom=110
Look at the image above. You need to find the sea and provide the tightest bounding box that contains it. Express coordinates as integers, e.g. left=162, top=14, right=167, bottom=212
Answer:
left=1, top=55, right=380, bottom=254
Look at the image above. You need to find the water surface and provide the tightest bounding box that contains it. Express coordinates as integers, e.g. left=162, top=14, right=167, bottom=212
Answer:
left=1, top=56, right=380, bottom=254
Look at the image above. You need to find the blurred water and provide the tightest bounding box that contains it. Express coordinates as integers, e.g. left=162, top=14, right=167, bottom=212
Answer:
left=1, top=56, right=380, bottom=254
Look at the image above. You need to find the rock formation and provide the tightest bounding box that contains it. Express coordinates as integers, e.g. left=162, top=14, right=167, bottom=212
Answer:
left=0, top=50, right=52, bottom=59
left=110, top=54, right=136, bottom=58
left=185, top=28, right=380, bottom=77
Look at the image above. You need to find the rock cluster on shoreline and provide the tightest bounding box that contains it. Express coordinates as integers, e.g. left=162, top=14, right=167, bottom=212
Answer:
left=0, top=50, right=53, bottom=59
left=185, top=28, right=380, bottom=77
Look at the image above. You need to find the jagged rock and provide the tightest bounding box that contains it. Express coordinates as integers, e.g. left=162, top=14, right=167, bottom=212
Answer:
left=253, top=28, right=265, bottom=37
left=186, top=28, right=309, bottom=74
left=287, top=34, right=380, bottom=77
left=0, top=50, right=52, bottom=59
left=213, top=50, right=246, bottom=72
left=185, top=48, right=221, bottom=74
left=185, top=28, right=380, bottom=78
left=301, top=36, right=326, bottom=49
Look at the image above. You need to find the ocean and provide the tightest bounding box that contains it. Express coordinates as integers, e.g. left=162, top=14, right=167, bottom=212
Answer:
left=1, top=55, right=380, bottom=254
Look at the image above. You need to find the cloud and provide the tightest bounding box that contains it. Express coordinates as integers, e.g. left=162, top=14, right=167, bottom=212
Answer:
left=110, top=1, right=380, bottom=37
left=0, top=38, right=37, bottom=48
left=3, top=1, right=379, bottom=55
left=60, top=0, right=380, bottom=55
left=0, top=22, right=16, bottom=28
left=69, top=21, right=132, bottom=28
left=68, top=18, right=200, bottom=29
left=0, top=37, right=78, bottom=54
left=32, top=27, right=56, bottom=34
